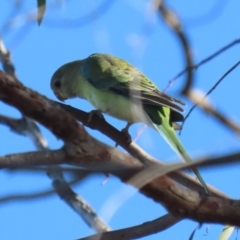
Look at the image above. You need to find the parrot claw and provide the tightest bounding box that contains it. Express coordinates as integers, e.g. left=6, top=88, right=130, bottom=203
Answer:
left=87, top=109, right=104, bottom=122
left=172, top=122, right=182, bottom=131
left=115, top=122, right=133, bottom=147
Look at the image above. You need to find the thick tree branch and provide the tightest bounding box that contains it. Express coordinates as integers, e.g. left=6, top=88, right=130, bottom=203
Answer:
left=57, top=102, right=227, bottom=198
left=1, top=71, right=240, bottom=226
left=0, top=104, right=111, bottom=232
left=0, top=36, right=112, bottom=231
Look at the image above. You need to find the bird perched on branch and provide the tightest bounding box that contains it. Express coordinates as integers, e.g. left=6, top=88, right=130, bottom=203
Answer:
left=50, top=53, right=208, bottom=193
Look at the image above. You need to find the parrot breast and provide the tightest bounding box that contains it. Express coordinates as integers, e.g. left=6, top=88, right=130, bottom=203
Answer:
left=79, top=78, right=148, bottom=124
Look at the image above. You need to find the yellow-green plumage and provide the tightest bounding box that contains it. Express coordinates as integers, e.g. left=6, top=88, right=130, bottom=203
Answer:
left=51, top=53, right=208, bottom=193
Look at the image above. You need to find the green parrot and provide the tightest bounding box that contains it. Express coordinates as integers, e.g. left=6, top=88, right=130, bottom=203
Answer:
left=50, top=53, right=208, bottom=193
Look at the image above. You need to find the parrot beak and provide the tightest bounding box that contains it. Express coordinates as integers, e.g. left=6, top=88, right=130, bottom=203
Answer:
left=55, top=93, right=65, bottom=102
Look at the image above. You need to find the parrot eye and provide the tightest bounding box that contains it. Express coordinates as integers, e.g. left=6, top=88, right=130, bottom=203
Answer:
left=54, top=80, right=61, bottom=88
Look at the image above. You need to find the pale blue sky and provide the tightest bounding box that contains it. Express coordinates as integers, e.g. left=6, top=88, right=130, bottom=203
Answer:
left=0, top=0, right=240, bottom=239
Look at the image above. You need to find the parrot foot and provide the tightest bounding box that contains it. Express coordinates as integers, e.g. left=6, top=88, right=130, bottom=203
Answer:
left=115, top=122, right=133, bottom=147
left=172, top=122, right=182, bottom=131
left=87, top=109, right=104, bottom=122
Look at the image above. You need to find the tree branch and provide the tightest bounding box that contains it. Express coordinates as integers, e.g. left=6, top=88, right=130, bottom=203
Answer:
left=156, top=0, right=194, bottom=95
left=1, top=70, right=240, bottom=226
left=48, top=167, right=111, bottom=232
left=78, top=214, right=181, bottom=240
left=57, top=102, right=227, bottom=198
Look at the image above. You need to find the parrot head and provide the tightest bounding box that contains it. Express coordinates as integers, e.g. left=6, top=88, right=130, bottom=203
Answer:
left=50, top=61, right=81, bottom=101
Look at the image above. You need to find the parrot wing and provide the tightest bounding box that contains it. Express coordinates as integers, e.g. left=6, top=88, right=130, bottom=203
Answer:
left=81, top=53, right=185, bottom=120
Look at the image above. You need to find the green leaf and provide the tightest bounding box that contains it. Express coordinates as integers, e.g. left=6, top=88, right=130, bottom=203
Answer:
left=37, top=0, right=46, bottom=26
left=218, top=225, right=235, bottom=240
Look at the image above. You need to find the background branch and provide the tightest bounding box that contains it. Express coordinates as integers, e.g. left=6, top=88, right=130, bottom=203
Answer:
left=0, top=39, right=111, bottom=233
left=1, top=1, right=240, bottom=239
left=78, top=214, right=181, bottom=240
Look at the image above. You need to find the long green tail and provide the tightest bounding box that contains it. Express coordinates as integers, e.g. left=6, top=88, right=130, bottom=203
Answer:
left=147, top=107, right=209, bottom=194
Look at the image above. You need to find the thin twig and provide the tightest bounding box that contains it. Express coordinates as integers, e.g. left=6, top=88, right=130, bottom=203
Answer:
left=0, top=37, right=16, bottom=78
left=0, top=177, right=82, bottom=204
left=164, top=39, right=240, bottom=92
left=185, top=0, right=228, bottom=27
left=156, top=0, right=194, bottom=94
left=3, top=0, right=116, bottom=29
left=78, top=214, right=181, bottom=240
left=181, top=61, right=240, bottom=134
